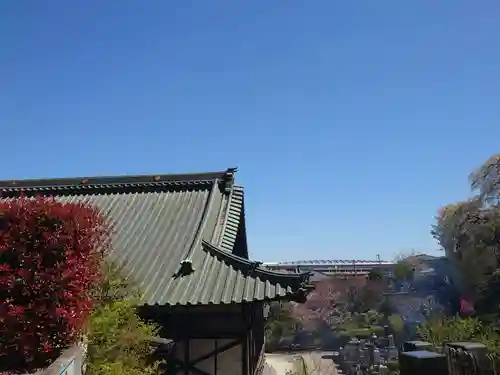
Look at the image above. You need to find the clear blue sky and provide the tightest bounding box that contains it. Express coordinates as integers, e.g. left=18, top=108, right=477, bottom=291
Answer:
left=1, top=1, right=499, bottom=262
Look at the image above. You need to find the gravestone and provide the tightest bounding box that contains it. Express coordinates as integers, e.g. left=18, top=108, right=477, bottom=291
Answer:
left=403, top=340, right=433, bottom=352
left=399, top=350, right=448, bottom=375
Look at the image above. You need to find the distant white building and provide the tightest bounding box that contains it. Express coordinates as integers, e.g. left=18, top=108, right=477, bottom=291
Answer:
left=263, top=259, right=396, bottom=280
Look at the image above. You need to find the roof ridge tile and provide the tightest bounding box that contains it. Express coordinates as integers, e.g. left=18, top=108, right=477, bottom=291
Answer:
left=0, top=169, right=237, bottom=195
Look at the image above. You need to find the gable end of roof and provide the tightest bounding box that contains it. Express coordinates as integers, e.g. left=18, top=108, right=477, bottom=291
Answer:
left=218, top=185, right=245, bottom=254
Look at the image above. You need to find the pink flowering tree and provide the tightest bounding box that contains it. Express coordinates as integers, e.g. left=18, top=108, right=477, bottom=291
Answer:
left=291, top=276, right=388, bottom=331
left=291, top=278, right=350, bottom=330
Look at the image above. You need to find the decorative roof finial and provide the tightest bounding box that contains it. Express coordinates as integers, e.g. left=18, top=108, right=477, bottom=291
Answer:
left=173, top=259, right=195, bottom=279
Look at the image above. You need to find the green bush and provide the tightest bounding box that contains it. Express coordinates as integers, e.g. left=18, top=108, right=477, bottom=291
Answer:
left=368, top=269, right=384, bottom=281
left=387, top=360, right=399, bottom=371
left=394, top=261, right=414, bottom=281
left=370, top=325, right=385, bottom=336
left=352, top=310, right=384, bottom=328
left=388, top=314, right=405, bottom=345
left=264, top=302, right=297, bottom=352
left=418, top=315, right=500, bottom=354
left=339, top=325, right=384, bottom=339
left=387, top=359, right=399, bottom=374
left=388, top=315, right=404, bottom=332
left=350, top=328, right=368, bottom=338
left=85, top=263, right=162, bottom=375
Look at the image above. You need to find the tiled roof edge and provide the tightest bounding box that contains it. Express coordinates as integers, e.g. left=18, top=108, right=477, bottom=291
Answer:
left=218, top=185, right=244, bottom=252
left=0, top=168, right=238, bottom=194
left=202, top=240, right=312, bottom=285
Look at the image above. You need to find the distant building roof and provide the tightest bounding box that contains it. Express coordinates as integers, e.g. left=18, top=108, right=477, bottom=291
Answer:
left=413, top=254, right=447, bottom=262
left=264, top=259, right=395, bottom=266
left=0, top=169, right=310, bottom=306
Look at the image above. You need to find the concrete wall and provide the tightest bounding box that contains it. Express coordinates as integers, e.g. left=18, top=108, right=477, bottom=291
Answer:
left=175, top=339, right=243, bottom=375
left=21, top=338, right=244, bottom=375
left=26, top=343, right=85, bottom=375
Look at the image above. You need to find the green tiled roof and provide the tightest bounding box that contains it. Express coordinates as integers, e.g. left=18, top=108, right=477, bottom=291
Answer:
left=0, top=169, right=310, bottom=306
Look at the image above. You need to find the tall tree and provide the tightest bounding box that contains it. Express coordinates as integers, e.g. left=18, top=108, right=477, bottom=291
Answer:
left=432, top=154, right=500, bottom=297
left=469, top=154, right=500, bottom=204
left=432, top=200, right=482, bottom=258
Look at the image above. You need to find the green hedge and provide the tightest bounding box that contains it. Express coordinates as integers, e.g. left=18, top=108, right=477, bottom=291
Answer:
left=338, top=325, right=384, bottom=339
left=387, top=360, right=399, bottom=372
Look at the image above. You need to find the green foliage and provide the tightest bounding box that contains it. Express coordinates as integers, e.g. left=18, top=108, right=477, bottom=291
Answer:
left=388, top=315, right=404, bottom=334
left=388, top=314, right=405, bottom=345
left=469, top=153, right=500, bottom=204
left=351, top=309, right=383, bottom=328
left=433, top=200, right=500, bottom=295
left=345, top=328, right=372, bottom=338
left=418, top=315, right=500, bottom=354
left=364, top=310, right=383, bottom=326
left=368, top=269, right=383, bottom=281
left=427, top=154, right=500, bottom=356
left=344, top=278, right=388, bottom=314
left=264, top=302, right=297, bottom=351
left=432, top=154, right=500, bottom=295
left=379, top=298, right=393, bottom=317
left=85, top=263, right=162, bottom=375
left=387, top=360, right=399, bottom=375
left=338, top=325, right=384, bottom=339
left=394, top=261, right=414, bottom=281
left=476, top=268, right=500, bottom=317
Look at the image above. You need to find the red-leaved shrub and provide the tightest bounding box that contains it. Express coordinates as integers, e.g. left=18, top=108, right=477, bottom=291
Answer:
left=0, top=196, right=111, bottom=371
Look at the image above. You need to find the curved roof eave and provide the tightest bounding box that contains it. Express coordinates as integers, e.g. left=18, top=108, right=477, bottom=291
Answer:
left=202, top=240, right=312, bottom=285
